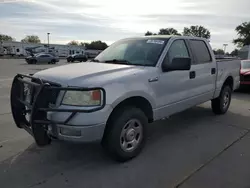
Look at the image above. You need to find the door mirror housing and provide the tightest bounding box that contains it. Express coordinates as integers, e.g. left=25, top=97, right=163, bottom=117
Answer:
left=162, top=57, right=191, bottom=72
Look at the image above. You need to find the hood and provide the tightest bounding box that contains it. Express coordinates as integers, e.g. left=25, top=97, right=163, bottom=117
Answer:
left=240, top=69, right=250, bottom=75
left=34, top=62, right=147, bottom=86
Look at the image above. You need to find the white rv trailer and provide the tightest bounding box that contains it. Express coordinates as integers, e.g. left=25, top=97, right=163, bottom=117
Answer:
left=0, top=42, right=4, bottom=56
left=1, top=41, right=86, bottom=57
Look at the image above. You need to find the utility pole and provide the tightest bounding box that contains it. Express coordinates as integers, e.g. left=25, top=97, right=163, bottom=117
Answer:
left=223, top=44, right=228, bottom=54
left=47, top=33, right=50, bottom=53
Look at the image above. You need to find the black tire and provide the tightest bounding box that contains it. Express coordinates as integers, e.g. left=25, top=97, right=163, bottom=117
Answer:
left=102, top=106, right=148, bottom=162
left=211, top=85, right=232, bottom=115
left=32, top=59, right=37, bottom=64
left=33, top=123, right=51, bottom=146
left=51, top=59, right=56, bottom=64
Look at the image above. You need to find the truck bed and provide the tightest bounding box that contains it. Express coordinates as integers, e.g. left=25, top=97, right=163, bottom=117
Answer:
left=215, top=58, right=240, bottom=93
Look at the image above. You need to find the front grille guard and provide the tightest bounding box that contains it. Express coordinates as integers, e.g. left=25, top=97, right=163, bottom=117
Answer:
left=10, top=74, right=106, bottom=136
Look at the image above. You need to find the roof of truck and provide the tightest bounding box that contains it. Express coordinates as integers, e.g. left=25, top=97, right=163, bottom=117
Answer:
left=143, top=35, right=208, bottom=40
left=121, top=35, right=209, bottom=41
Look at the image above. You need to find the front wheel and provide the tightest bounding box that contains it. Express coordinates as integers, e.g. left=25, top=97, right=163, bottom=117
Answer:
left=211, top=85, right=232, bottom=115
left=102, top=107, right=147, bottom=162
left=51, top=59, right=56, bottom=64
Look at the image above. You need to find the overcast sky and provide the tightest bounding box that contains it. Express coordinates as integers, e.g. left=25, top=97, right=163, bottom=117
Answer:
left=0, top=0, right=249, bottom=52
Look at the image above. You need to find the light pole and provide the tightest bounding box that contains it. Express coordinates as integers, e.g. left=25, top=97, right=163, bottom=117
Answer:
left=47, top=33, right=50, bottom=52
left=223, top=44, right=228, bottom=54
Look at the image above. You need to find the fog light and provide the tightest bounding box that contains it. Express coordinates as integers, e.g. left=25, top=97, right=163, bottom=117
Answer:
left=59, top=127, right=81, bottom=136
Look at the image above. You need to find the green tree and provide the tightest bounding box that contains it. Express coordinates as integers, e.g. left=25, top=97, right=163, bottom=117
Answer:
left=87, top=41, right=108, bottom=50
left=144, top=31, right=157, bottom=36
left=80, top=42, right=90, bottom=48
left=0, top=34, right=15, bottom=41
left=213, top=49, right=225, bottom=55
left=68, top=40, right=79, bottom=45
left=230, top=49, right=239, bottom=56
left=145, top=31, right=153, bottom=36
left=21, top=35, right=41, bottom=43
left=158, top=28, right=181, bottom=35
left=183, top=25, right=211, bottom=39
left=233, top=22, right=250, bottom=47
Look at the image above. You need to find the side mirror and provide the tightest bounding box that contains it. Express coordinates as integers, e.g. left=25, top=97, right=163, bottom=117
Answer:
left=162, top=57, right=191, bottom=72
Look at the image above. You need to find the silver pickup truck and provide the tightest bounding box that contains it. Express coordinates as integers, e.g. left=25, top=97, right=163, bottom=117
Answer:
left=11, top=36, right=240, bottom=161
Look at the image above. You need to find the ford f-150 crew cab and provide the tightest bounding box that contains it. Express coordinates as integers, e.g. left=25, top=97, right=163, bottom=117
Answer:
left=10, top=36, right=240, bottom=161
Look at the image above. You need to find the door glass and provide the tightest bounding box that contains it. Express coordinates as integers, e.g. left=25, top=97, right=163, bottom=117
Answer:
left=167, top=40, right=189, bottom=63
left=190, top=40, right=212, bottom=63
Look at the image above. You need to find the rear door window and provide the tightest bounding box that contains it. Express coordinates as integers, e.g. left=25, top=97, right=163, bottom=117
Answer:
left=190, top=40, right=212, bottom=63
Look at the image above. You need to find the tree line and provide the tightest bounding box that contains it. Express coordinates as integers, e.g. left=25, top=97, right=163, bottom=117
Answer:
left=0, top=35, right=108, bottom=50
left=67, top=40, right=108, bottom=50
left=1, top=22, right=250, bottom=53
left=145, top=25, right=211, bottom=39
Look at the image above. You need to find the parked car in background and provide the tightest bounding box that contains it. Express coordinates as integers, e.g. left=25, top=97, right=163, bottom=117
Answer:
left=240, top=60, right=250, bottom=87
left=25, top=53, right=59, bottom=64
left=11, top=36, right=240, bottom=162
left=67, top=53, right=88, bottom=62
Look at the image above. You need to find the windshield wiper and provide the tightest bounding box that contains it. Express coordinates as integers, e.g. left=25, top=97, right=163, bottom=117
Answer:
left=104, top=59, right=130, bottom=65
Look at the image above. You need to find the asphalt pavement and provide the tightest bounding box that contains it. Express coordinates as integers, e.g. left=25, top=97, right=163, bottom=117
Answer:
left=0, top=59, right=250, bottom=188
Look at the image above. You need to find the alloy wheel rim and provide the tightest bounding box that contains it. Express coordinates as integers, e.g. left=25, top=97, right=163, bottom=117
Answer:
left=120, top=119, right=143, bottom=152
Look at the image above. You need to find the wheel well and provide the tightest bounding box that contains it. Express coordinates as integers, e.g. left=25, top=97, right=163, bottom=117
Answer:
left=108, top=96, right=154, bottom=124
left=223, top=76, right=233, bottom=89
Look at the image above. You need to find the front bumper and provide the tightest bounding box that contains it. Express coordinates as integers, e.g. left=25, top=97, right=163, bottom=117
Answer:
left=48, top=123, right=106, bottom=142
left=240, top=81, right=250, bottom=85
left=10, top=74, right=108, bottom=143
left=240, top=74, right=250, bottom=85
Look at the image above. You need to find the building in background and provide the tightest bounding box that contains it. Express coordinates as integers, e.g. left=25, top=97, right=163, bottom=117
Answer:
left=238, top=45, right=250, bottom=60
left=1, top=41, right=86, bottom=57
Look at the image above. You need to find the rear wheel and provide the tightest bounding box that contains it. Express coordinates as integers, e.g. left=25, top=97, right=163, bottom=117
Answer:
left=211, top=85, right=232, bottom=115
left=102, top=106, right=147, bottom=162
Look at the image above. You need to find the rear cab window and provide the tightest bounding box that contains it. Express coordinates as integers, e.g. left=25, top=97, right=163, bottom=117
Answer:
left=189, top=40, right=212, bottom=64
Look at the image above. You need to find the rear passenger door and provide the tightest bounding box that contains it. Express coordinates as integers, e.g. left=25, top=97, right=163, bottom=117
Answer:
left=187, top=39, right=216, bottom=101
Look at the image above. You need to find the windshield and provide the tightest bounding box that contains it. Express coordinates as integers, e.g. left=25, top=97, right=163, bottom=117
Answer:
left=241, top=61, right=250, bottom=69
left=94, top=38, right=169, bottom=66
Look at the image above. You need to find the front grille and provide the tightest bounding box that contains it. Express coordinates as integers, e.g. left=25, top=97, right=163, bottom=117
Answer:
left=30, top=79, right=60, bottom=106
left=244, top=75, right=250, bottom=81
left=240, top=75, right=244, bottom=81
left=46, top=88, right=60, bottom=105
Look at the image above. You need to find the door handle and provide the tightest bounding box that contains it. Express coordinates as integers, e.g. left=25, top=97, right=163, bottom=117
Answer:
left=189, top=71, right=196, bottom=79
left=211, top=68, right=216, bottom=75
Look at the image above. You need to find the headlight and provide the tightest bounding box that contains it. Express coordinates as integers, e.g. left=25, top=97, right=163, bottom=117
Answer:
left=62, top=90, right=103, bottom=106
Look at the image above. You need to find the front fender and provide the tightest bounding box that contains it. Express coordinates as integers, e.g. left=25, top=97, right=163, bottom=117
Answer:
left=104, top=82, right=156, bottom=109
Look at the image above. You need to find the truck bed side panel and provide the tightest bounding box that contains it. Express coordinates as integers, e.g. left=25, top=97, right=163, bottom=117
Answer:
left=213, top=59, right=240, bottom=98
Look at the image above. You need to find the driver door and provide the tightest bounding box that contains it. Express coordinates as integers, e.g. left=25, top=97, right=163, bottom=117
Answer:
left=153, top=39, right=197, bottom=118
